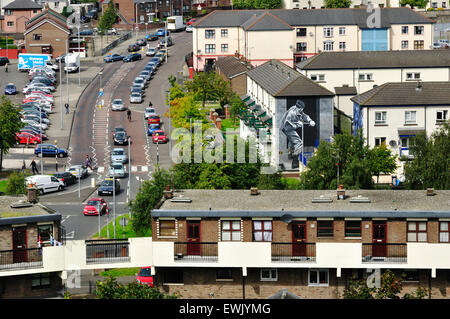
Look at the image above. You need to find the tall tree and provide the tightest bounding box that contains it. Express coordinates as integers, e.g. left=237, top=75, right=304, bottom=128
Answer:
left=0, top=96, right=24, bottom=172
left=185, top=71, right=233, bottom=107
left=97, top=1, right=117, bottom=34
left=399, top=0, right=429, bottom=8
left=367, top=144, right=398, bottom=184
left=324, top=0, right=352, bottom=7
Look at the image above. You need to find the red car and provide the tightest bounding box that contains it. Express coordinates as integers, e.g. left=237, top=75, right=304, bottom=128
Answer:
left=187, top=18, right=196, bottom=26
left=16, top=132, right=41, bottom=145
left=152, top=130, right=168, bottom=144
left=136, top=267, right=154, bottom=287
left=23, top=97, right=53, bottom=105
left=83, top=197, right=109, bottom=216
left=28, top=91, right=53, bottom=98
left=147, top=115, right=160, bottom=125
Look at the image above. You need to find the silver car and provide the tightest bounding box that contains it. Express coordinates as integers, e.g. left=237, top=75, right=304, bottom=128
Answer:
left=108, top=163, right=126, bottom=178
left=111, top=98, right=126, bottom=111
left=146, top=47, right=157, bottom=56
left=144, top=107, right=156, bottom=119
left=111, top=148, right=128, bottom=164
left=133, top=77, right=147, bottom=88
left=68, top=165, right=88, bottom=178
left=139, top=71, right=151, bottom=81
left=130, top=92, right=143, bottom=103
left=21, top=118, right=48, bottom=130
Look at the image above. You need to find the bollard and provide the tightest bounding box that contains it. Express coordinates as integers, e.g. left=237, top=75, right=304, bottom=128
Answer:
left=91, top=178, right=96, bottom=188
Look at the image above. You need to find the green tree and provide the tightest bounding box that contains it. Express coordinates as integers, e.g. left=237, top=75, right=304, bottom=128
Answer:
left=97, top=1, right=117, bottom=34
left=185, top=72, right=233, bottom=107
left=0, top=96, right=24, bottom=172
left=404, top=122, right=450, bottom=190
left=232, top=0, right=282, bottom=8
left=367, top=144, right=398, bottom=184
left=166, top=94, right=208, bottom=130
left=324, top=0, right=352, bottom=7
left=61, top=6, right=71, bottom=18
left=399, top=0, right=429, bottom=8
left=6, top=172, right=26, bottom=195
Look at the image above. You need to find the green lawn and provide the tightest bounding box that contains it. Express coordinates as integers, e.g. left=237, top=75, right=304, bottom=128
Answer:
left=221, top=118, right=239, bottom=132
left=100, top=267, right=141, bottom=277
left=93, top=214, right=151, bottom=239
left=0, top=180, right=7, bottom=193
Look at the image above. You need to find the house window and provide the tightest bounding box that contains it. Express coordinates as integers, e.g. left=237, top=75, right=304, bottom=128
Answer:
left=432, top=2, right=438, bottom=7
left=166, top=0, right=170, bottom=5
left=375, top=137, right=386, bottom=146
left=359, top=73, right=373, bottom=81
left=317, top=221, right=333, bottom=237
left=163, top=269, right=183, bottom=284
left=439, top=222, right=450, bottom=242
left=260, top=269, right=278, bottom=281
left=401, top=26, right=409, bottom=34
left=443, top=2, right=447, bottom=8
left=323, top=41, right=334, bottom=51
left=159, top=220, right=176, bottom=236
left=205, top=44, right=216, bottom=54
left=309, top=269, right=329, bottom=286
left=54, top=1, right=59, bottom=7
left=406, top=72, right=420, bottom=80
left=339, top=27, right=346, bottom=35
left=405, top=111, right=417, bottom=124
left=252, top=220, right=272, bottom=242
left=33, top=34, right=42, bottom=41
left=221, top=29, right=228, bottom=37
left=5, top=9, right=12, bottom=16
left=33, top=9, right=38, bottom=13
left=345, top=221, right=361, bottom=237
left=437, top=110, right=448, bottom=123
left=339, top=42, right=346, bottom=50
left=401, top=40, right=408, bottom=49
left=7, top=21, right=14, bottom=27
left=38, top=224, right=53, bottom=242
left=296, top=42, right=307, bottom=51
left=205, top=29, right=215, bottom=39
left=216, top=269, right=233, bottom=281
left=407, top=221, right=427, bottom=242
left=310, top=74, right=325, bottom=81
left=221, top=44, right=228, bottom=52
left=296, top=28, right=306, bottom=37
left=323, top=27, right=333, bottom=37
left=414, top=26, right=424, bottom=35
left=375, top=111, right=387, bottom=124
left=414, top=40, right=424, bottom=49
left=31, top=273, right=51, bottom=289
left=221, top=220, right=241, bottom=241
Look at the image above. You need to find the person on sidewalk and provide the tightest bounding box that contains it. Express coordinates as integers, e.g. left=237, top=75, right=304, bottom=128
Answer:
left=127, top=109, right=132, bottom=121
left=5, top=63, right=8, bottom=73
left=85, top=155, right=93, bottom=171
left=148, top=101, right=153, bottom=107
left=65, top=103, right=69, bottom=114
left=21, top=160, right=26, bottom=174
left=31, top=159, right=39, bottom=175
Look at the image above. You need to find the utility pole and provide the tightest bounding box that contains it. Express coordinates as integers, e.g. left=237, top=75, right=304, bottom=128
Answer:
left=59, top=56, right=63, bottom=130
left=66, top=39, right=69, bottom=112
left=97, top=202, right=101, bottom=238
left=113, top=172, right=116, bottom=239
left=128, top=137, right=131, bottom=219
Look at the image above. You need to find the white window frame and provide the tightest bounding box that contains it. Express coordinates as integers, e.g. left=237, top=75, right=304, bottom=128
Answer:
left=221, top=43, right=228, bottom=53
left=405, top=111, right=417, bottom=124
left=323, top=27, right=333, bottom=38
left=221, top=220, right=241, bottom=241
left=323, top=41, right=334, bottom=51
left=308, top=269, right=329, bottom=287
left=260, top=269, right=278, bottom=282
left=205, top=44, right=216, bottom=54
left=221, top=29, right=228, bottom=38
left=375, top=111, right=387, bottom=124
left=437, top=110, right=448, bottom=123
left=339, top=27, right=346, bottom=35
left=339, top=42, right=346, bottom=50
left=310, top=74, right=325, bottom=82
left=375, top=137, right=386, bottom=146
left=401, top=40, right=408, bottom=49
left=406, top=72, right=420, bottom=80
left=359, top=73, right=373, bottom=81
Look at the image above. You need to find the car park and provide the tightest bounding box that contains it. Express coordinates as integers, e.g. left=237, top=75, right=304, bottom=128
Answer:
left=21, top=104, right=52, bottom=114
left=152, top=130, right=168, bottom=143
left=53, top=171, right=76, bottom=186
left=108, top=163, right=126, bottom=178
left=146, top=47, right=157, bottom=56
left=104, top=53, right=124, bottom=62
left=136, top=267, right=154, bottom=286
left=130, top=92, right=143, bottom=103
left=113, top=131, right=129, bottom=145
left=123, top=53, right=141, bottom=62
left=22, top=118, right=47, bottom=130
left=128, top=44, right=140, bottom=52
left=68, top=165, right=88, bottom=178
left=5, top=83, right=17, bottom=95
left=16, top=131, right=41, bottom=145
left=145, top=33, right=158, bottom=41
left=136, top=38, right=147, bottom=46
left=83, top=198, right=109, bottom=216
left=144, top=107, right=156, bottom=119
left=26, top=93, right=54, bottom=103
left=111, top=99, right=126, bottom=111
left=111, top=148, right=128, bottom=163
left=148, top=115, right=161, bottom=125
left=29, top=77, right=55, bottom=86
left=25, top=175, right=65, bottom=194
left=147, top=123, right=160, bottom=136
left=34, top=144, right=68, bottom=157
left=98, top=178, right=120, bottom=196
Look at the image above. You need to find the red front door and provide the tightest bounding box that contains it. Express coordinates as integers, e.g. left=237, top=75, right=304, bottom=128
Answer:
left=13, top=227, right=27, bottom=263
left=187, top=221, right=200, bottom=255
left=292, top=222, right=307, bottom=257
left=372, top=221, right=387, bottom=257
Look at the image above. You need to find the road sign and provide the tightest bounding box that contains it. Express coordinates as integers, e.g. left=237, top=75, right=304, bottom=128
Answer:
left=99, top=88, right=103, bottom=96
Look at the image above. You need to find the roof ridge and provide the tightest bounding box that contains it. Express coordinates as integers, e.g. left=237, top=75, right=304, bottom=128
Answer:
left=359, top=83, right=389, bottom=105
left=245, top=11, right=267, bottom=30
left=265, top=11, right=293, bottom=28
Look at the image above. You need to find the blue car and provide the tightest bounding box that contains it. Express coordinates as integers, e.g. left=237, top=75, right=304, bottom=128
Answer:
left=150, top=57, right=160, bottom=67
left=79, top=29, right=93, bottom=35
left=156, top=29, right=169, bottom=37
left=123, top=53, right=142, bottom=62
left=104, top=53, right=124, bottom=63
left=147, top=124, right=160, bottom=136
left=34, top=144, right=68, bottom=158
left=5, top=83, right=16, bottom=95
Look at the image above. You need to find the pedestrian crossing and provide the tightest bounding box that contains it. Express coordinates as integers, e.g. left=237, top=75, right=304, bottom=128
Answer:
left=97, top=165, right=150, bottom=173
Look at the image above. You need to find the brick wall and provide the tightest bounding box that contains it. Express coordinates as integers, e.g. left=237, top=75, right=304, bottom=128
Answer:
left=0, top=272, right=61, bottom=298
left=230, top=74, right=247, bottom=97
left=25, top=21, right=69, bottom=58
left=388, top=219, right=406, bottom=243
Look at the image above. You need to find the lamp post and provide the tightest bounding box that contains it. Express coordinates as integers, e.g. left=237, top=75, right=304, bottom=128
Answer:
left=36, top=105, right=43, bottom=174
left=55, top=140, right=58, bottom=172
left=135, top=2, right=138, bottom=39
left=99, top=71, right=103, bottom=89
left=97, top=201, right=101, bottom=239
left=128, top=137, right=131, bottom=219
left=77, top=24, right=81, bottom=88
left=166, top=90, right=171, bottom=157
left=164, top=20, right=168, bottom=63
left=113, top=172, right=116, bottom=239
left=59, top=56, right=63, bottom=129
left=65, top=39, right=69, bottom=115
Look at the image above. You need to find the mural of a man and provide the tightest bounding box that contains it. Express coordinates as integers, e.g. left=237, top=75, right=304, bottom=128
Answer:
left=280, top=99, right=315, bottom=169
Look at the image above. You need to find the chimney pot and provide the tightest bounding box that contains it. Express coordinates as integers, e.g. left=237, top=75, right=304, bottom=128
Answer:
left=337, top=186, right=346, bottom=200
left=427, top=188, right=435, bottom=196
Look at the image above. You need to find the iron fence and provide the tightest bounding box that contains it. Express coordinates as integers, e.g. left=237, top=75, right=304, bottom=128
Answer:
left=174, top=242, right=218, bottom=262
left=0, top=248, right=43, bottom=271
left=271, top=242, right=316, bottom=262
left=362, top=243, right=407, bottom=263
left=85, top=239, right=130, bottom=264
left=100, top=32, right=132, bottom=56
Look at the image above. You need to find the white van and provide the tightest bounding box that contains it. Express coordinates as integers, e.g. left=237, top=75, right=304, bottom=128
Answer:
left=25, top=175, right=65, bottom=194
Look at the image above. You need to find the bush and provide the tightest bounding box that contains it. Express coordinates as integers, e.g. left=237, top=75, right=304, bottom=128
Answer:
left=6, top=172, right=26, bottom=195
left=427, top=7, right=435, bottom=10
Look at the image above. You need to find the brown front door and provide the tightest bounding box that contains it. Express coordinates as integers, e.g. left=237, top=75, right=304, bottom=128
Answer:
left=292, top=222, right=307, bottom=257
left=187, top=221, right=200, bottom=255
left=12, top=227, right=27, bottom=263
left=372, top=221, right=387, bottom=257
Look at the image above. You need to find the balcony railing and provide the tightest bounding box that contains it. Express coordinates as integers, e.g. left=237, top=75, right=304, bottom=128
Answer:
left=174, top=242, right=218, bottom=262
left=271, top=242, right=316, bottom=262
left=362, top=243, right=407, bottom=263
left=85, top=239, right=130, bottom=264
left=0, top=248, right=43, bottom=271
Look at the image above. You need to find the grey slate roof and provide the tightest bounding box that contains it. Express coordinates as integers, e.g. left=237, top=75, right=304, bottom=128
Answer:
left=247, top=59, right=334, bottom=97
left=351, top=81, right=450, bottom=106
left=4, top=0, right=42, bottom=10
left=242, top=12, right=293, bottom=31
left=335, top=86, right=357, bottom=95
left=298, top=50, right=450, bottom=70
left=194, top=8, right=433, bottom=29
left=215, top=56, right=249, bottom=79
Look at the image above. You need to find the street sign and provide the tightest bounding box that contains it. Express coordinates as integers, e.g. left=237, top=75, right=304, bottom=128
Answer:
left=99, top=88, right=103, bottom=96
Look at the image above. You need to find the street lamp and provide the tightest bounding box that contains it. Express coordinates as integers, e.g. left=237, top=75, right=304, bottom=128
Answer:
left=113, top=171, right=116, bottom=239
left=165, top=90, right=171, bottom=157
left=55, top=140, right=58, bottom=172
left=97, top=201, right=101, bottom=239
left=35, top=105, right=44, bottom=174
left=164, top=20, right=168, bottom=64
left=59, top=55, right=63, bottom=130
left=128, top=137, right=131, bottom=219
left=65, top=39, right=69, bottom=121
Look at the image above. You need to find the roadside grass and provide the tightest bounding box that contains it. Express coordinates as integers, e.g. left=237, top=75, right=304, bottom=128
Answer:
left=100, top=267, right=140, bottom=277
left=0, top=180, right=7, bottom=193
left=221, top=118, right=239, bottom=132
left=93, top=214, right=151, bottom=239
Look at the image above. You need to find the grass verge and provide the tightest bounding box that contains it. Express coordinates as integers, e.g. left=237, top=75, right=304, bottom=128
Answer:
left=93, top=214, right=151, bottom=239
left=100, top=267, right=141, bottom=277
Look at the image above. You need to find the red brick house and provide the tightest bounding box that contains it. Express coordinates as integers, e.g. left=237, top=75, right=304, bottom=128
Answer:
left=1, top=0, right=42, bottom=34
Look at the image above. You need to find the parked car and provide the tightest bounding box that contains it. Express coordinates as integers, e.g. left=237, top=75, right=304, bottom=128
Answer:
left=23, top=83, right=55, bottom=94
left=152, top=130, right=168, bottom=144
left=130, top=92, right=143, bottom=103
left=159, top=48, right=168, bottom=58
left=34, top=144, right=68, bottom=157
left=147, top=123, right=160, bottom=136
left=186, top=18, right=196, bottom=26
left=5, top=83, right=17, bottom=95
left=150, top=57, right=161, bottom=67
left=139, top=70, right=151, bottom=81
left=98, top=178, right=120, bottom=196
left=432, top=42, right=443, bottom=49
left=67, top=165, right=88, bottom=178
left=135, top=267, right=154, bottom=286
left=145, top=33, right=158, bottom=41
left=53, top=171, right=76, bottom=186
left=146, top=47, right=158, bottom=57
left=25, top=175, right=65, bottom=194
left=144, top=107, right=156, bottom=119
left=83, top=197, right=109, bottom=216
left=154, top=53, right=165, bottom=64
left=130, top=86, right=145, bottom=96
left=21, top=118, right=47, bottom=130
left=55, top=54, right=66, bottom=63
left=108, top=163, right=126, bottom=178
left=156, top=29, right=169, bottom=37
left=133, top=77, right=147, bottom=88
left=22, top=114, right=50, bottom=125
left=136, top=38, right=147, bottom=46
left=185, top=25, right=193, bottom=32
left=20, top=129, right=47, bottom=140
left=159, top=36, right=173, bottom=47
left=16, top=131, right=41, bottom=145
left=79, top=29, right=94, bottom=35
left=111, top=147, right=128, bottom=164
left=104, top=53, right=124, bottom=62
left=128, top=44, right=140, bottom=52
left=106, top=28, right=117, bottom=35
left=0, top=56, right=9, bottom=66
left=113, top=131, right=129, bottom=145
left=45, top=61, right=59, bottom=71
left=112, top=127, right=126, bottom=137
left=123, top=53, right=142, bottom=62
left=111, top=99, right=126, bottom=111
left=148, top=115, right=161, bottom=125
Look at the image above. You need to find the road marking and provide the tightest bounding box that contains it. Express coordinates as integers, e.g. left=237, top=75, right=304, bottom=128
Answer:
left=131, top=166, right=137, bottom=172
left=141, top=166, right=148, bottom=172
left=97, top=166, right=104, bottom=173
left=64, top=231, right=75, bottom=239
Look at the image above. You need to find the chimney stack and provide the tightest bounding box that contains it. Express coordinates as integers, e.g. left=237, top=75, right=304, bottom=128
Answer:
left=163, top=185, right=173, bottom=199
left=337, top=184, right=346, bottom=200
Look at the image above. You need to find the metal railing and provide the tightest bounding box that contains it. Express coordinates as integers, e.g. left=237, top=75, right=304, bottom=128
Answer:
left=85, top=239, right=130, bottom=264
left=0, top=248, right=43, bottom=271
left=362, top=243, right=407, bottom=263
left=271, top=242, right=316, bottom=262
left=174, top=242, right=218, bottom=262
left=100, top=32, right=132, bottom=56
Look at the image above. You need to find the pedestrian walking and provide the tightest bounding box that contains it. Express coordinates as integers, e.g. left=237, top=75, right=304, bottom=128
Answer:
left=65, top=103, right=69, bottom=114
left=5, top=63, right=8, bottom=73
left=85, top=155, right=93, bottom=170
left=30, top=159, right=39, bottom=175
left=127, top=109, right=132, bottom=121
left=21, top=160, right=26, bottom=174
left=148, top=101, right=153, bottom=107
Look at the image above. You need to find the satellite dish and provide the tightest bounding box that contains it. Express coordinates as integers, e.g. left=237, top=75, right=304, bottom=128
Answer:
left=280, top=213, right=293, bottom=224
left=389, top=140, right=397, bottom=147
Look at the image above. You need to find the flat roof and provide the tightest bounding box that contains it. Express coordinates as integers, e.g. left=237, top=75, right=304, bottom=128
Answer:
left=0, top=196, right=61, bottom=225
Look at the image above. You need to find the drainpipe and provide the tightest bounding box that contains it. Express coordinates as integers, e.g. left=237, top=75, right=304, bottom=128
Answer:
left=242, top=267, right=246, bottom=299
